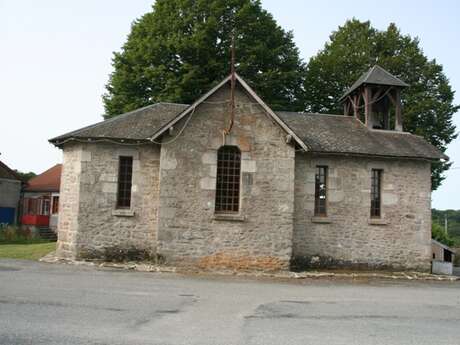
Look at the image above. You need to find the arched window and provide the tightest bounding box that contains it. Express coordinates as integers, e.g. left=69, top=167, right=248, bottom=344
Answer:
left=215, top=146, right=241, bottom=213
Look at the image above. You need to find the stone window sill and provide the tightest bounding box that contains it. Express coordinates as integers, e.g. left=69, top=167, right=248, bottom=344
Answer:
left=213, top=214, right=246, bottom=222
left=112, top=209, right=135, bottom=217
left=311, top=216, right=332, bottom=224
left=368, top=218, right=388, bottom=225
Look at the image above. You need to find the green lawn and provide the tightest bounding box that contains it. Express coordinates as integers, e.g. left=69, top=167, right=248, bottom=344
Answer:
left=0, top=241, right=56, bottom=260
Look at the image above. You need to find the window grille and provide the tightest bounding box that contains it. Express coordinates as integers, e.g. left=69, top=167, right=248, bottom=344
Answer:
left=314, top=166, right=328, bottom=216
left=215, top=146, right=241, bottom=213
left=117, top=156, right=133, bottom=208
left=370, top=169, right=382, bottom=218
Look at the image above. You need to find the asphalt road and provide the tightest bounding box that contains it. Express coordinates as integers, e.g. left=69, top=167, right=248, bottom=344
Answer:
left=0, top=259, right=459, bottom=345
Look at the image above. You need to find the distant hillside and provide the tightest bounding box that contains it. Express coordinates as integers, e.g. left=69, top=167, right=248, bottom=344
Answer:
left=432, top=209, right=460, bottom=245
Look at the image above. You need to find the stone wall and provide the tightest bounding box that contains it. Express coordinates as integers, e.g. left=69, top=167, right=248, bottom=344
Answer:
left=157, top=84, right=295, bottom=270
left=293, top=154, right=432, bottom=271
left=54, top=83, right=434, bottom=272
left=56, top=144, right=82, bottom=259
left=56, top=142, right=160, bottom=261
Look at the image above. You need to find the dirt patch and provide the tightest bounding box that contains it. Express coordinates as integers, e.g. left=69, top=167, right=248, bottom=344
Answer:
left=197, top=252, right=287, bottom=271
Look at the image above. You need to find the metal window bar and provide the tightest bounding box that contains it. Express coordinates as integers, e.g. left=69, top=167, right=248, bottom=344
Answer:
left=314, top=166, right=328, bottom=216
left=215, top=146, right=241, bottom=213
left=52, top=196, right=59, bottom=214
left=370, top=169, right=382, bottom=218
left=117, top=156, right=133, bottom=208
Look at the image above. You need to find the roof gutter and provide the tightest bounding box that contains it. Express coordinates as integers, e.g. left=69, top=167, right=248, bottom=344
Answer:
left=49, top=136, right=153, bottom=148
left=300, top=150, right=445, bottom=162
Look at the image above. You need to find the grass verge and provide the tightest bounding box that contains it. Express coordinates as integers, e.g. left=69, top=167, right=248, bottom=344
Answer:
left=0, top=241, right=56, bottom=260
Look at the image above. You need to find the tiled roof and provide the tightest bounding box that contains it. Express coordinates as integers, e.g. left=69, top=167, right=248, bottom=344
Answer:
left=49, top=103, right=188, bottom=145
left=431, top=239, right=455, bottom=253
left=49, top=74, right=444, bottom=161
left=25, top=164, right=62, bottom=192
left=339, top=65, right=409, bottom=101
left=0, top=160, right=21, bottom=181
left=276, top=112, right=446, bottom=160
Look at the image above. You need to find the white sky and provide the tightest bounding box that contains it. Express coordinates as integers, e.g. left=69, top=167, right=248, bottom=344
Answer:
left=1, top=0, right=459, bottom=209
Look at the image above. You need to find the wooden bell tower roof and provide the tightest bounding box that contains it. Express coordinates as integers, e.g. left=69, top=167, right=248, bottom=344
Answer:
left=339, top=65, right=408, bottom=102
left=339, top=65, right=409, bottom=131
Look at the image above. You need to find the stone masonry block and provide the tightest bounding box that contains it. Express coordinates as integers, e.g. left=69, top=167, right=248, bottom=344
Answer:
left=81, top=150, right=92, bottom=162
left=162, top=156, right=177, bottom=170
left=200, top=177, right=216, bottom=190
left=102, top=182, right=117, bottom=194
left=241, top=160, right=256, bottom=173
left=201, top=151, right=217, bottom=165
left=382, top=192, right=398, bottom=206
left=115, top=148, right=139, bottom=160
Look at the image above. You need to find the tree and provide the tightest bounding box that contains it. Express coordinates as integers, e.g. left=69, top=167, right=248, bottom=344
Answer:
left=103, top=0, right=306, bottom=117
left=432, top=222, right=455, bottom=247
left=432, top=208, right=460, bottom=245
left=304, top=19, right=458, bottom=190
left=13, top=170, right=36, bottom=182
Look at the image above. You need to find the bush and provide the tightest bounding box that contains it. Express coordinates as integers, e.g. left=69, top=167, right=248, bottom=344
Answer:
left=0, top=225, right=44, bottom=244
left=432, top=222, right=455, bottom=247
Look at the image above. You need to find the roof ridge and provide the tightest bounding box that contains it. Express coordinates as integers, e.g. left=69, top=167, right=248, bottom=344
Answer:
left=364, top=65, right=376, bottom=82
left=307, top=113, right=353, bottom=118
left=26, top=164, right=62, bottom=191
left=157, top=101, right=190, bottom=107
left=276, top=111, right=354, bottom=118
left=148, top=75, right=232, bottom=141
left=369, top=128, right=412, bottom=135
left=29, top=164, right=62, bottom=181
left=149, top=73, right=309, bottom=151
left=37, top=163, right=62, bottom=175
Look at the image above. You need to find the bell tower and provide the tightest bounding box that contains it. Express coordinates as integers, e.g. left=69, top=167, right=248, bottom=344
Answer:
left=339, top=65, right=408, bottom=131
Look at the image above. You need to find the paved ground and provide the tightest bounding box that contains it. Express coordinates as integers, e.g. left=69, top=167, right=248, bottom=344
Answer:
left=1, top=259, right=460, bottom=345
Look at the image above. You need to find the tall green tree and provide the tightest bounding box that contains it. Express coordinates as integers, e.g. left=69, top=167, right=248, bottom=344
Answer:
left=103, top=0, right=306, bottom=117
left=432, top=222, right=455, bottom=247
left=304, top=19, right=458, bottom=190
left=13, top=170, right=36, bottom=182
left=433, top=208, right=460, bottom=245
